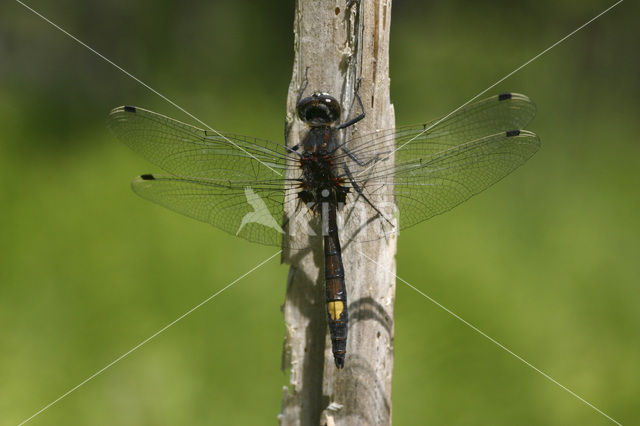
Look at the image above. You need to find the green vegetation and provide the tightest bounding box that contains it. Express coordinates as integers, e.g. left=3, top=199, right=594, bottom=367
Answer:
left=1, top=1, right=638, bottom=424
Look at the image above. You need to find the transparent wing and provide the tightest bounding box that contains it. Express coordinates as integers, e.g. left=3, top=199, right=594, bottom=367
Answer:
left=130, top=174, right=298, bottom=247
left=335, top=94, right=539, bottom=236
left=392, top=130, right=539, bottom=229
left=107, top=106, right=294, bottom=182
left=333, top=131, right=539, bottom=241
left=108, top=106, right=307, bottom=246
left=338, top=92, right=536, bottom=165
left=109, top=93, right=539, bottom=247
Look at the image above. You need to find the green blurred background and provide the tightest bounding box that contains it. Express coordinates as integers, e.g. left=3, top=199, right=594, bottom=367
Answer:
left=1, top=0, right=638, bottom=424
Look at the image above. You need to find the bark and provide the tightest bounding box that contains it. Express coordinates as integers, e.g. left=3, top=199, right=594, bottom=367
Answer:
left=280, top=1, right=396, bottom=425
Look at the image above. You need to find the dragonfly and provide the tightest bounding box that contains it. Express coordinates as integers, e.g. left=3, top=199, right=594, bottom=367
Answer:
left=107, top=90, right=539, bottom=368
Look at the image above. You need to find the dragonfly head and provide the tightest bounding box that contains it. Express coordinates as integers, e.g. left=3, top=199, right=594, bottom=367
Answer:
left=296, top=92, right=341, bottom=127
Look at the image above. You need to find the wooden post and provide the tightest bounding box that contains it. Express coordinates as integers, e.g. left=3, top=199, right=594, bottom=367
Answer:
left=280, top=1, right=396, bottom=425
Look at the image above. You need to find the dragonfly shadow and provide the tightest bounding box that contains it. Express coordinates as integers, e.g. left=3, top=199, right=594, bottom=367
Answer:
left=348, top=296, right=393, bottom=339
left=282, top=211, right=324, bottom=253
left=281, top=239, right=329, bottom=424
left=341, top=207, right=396, bottom=253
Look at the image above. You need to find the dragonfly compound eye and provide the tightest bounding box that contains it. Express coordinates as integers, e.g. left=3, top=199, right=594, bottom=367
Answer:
left=297, top=93, right=341, bottom=126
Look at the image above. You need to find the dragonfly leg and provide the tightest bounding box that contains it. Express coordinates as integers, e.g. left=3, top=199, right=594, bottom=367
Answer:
left=284, top=118, right=302, bottom=158
left=285, top=143, right=302, bottom=158
left=337, top=79, right=365, bottom=130
left=340, top=145, right=376, bottom=167
left=343, top=164, right=393, bottom=226
left=296, top=66, right=310, bottom=105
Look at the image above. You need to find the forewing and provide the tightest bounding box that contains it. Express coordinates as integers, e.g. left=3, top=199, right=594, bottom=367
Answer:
left=107, top=106, right=291, bottom=181
left=340, top=92, right=536, bottom=165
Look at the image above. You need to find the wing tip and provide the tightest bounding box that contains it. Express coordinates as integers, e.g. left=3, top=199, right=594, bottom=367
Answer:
left=131, top=174, right=157, bottom=193
left=506, top=129, right=541, bottom=149
left=506, top=128, right=540, bottom=140
left=108, top=105, right=138, bottom=118
left=498, top=92, right=532, bottom=103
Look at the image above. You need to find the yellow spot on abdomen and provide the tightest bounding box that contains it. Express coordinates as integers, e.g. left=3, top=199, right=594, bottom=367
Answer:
left=327, top=301, right=344, bottom=321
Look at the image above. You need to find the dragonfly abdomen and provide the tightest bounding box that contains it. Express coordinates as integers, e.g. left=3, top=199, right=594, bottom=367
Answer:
left=323, top=199, right=348, bottom=369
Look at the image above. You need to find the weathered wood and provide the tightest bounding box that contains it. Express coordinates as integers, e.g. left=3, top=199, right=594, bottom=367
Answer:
left=280, top=1, right=396, bottom=425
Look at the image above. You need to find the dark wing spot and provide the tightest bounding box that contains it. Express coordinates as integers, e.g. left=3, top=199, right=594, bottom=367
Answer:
left=506, top=129, right=520, bottom=137
left=335, top=6, right=340, bottom=14
left=124, top=105, right=137, bottom=113
left=498, top=93, right=512, bottom=101
left=140, top=174, right=155, bottom=180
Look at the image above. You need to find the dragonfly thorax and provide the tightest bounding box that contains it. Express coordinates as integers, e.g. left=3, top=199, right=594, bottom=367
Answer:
left=298, top=148, right=347, bottom=208
left=301, top=125, right=338, bottom=153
